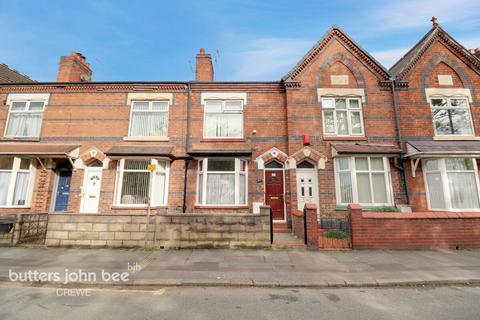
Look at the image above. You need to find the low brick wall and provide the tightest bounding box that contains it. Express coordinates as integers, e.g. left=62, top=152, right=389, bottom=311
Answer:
left=291, top=210, right=304, bottom=241
left=45, top=206, right=271, bottom=248
left=46, top=213, right=156, bottom=247
left=156, top=206, right=271, bottom=249
left=349, top=204, right=480, bottom=249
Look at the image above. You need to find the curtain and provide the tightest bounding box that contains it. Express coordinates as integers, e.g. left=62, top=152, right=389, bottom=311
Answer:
left=6, top=113, right=42, bottom=137
left=336, top=111, right=348, bottom=134
left=130, top=112, right=168, bottom=136
left=426, top=172, right=446, bottom=209
left=339, top=172, right=353, bottom=203
left=151, top=172, right=166, bottom=206
left=239, top=173, right=246, bottom=205
left=205, top=113, right=242, bottom=137
left=372, top=173, right=388, bottom=203
left=448, top=172, right=480, bottom=209
left=12, top=172, right=29, bottom=206
left=121, top=172, right=149, bottom=204
left=0, top=172, right=11, bottom=205
left=206, top=173, right=235, bottom=204
left=356, top=173, right=371, bottom=203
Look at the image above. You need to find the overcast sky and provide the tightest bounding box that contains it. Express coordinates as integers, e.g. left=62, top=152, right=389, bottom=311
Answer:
left=1, top=0, right=479, bottom=82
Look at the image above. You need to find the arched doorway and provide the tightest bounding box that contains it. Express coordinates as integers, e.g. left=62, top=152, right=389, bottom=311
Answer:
left=296, top=160, right=319, bottom=217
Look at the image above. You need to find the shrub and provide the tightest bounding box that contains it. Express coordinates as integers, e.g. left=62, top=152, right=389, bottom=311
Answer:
left=324, top=230, right=348, bottom=240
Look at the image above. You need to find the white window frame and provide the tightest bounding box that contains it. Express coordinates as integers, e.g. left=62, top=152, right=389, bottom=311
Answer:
left=428, top=96, right=474, bottom=137
left=203, top=99, right=244, bottom=139
left=114, top=158, right=169, bottom=207
left=4, top=100, right=46, bottom=138
left=334, top=156, right=393, bottom=206
left=321, top=97, right=364, bottom=136
left=127, top=100, right=170, bottom=138
left=0, top=157, right=36, bottom=208
left=196, top=158, right=248, bottom=206
left=423, top=158, right=480, bottom=211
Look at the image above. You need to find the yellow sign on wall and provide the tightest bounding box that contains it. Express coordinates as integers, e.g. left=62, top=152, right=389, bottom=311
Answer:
left=147, top=164, right=156, bottom=171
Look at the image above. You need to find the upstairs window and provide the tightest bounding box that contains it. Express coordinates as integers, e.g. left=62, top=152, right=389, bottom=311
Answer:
left=0, top=157, right=34, bottom=207
left=129, top=101, right=169, bottom=137
left=115, top=159, right=168, bottom=206
left=322, top=97, right=363, bottom=136
left=197, top=158, right=247, bottom=206
left=204, top=100, right=243, bottom=138
left=430, top=97, right=473, bottom=136
left=5, top=101, right=45, bottom=138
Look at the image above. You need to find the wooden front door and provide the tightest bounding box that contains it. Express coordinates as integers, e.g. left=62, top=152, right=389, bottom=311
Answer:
left=265, top=170, right=285, bottom=220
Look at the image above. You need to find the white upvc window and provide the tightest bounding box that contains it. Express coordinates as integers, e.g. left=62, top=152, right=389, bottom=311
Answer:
left=429, top=97, right=474, bottom=136
left=423, top=158, right=480, bottom=210
left=322, top=97, right=364, bottom=136
left=5, top=101, right=45, bottom=138
left=197, top=158, right=247, bottom=206
left=0, top=157, right=35, bottom=207
left=128, top=101, right=169, bottom=137
left=115, top=159, right=169, bottom=206
left=334, top=157, right=393, bottom=205
left=204, top=100, right=243, bottom=138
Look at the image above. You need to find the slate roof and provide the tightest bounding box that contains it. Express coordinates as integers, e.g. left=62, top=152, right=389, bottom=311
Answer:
left=0, top=64, right=34, bottom=83
left=331, top=143, right=402, bottom=155
left=0, top=143, right=79, bottom=157
left=407, top=140, right=480, bottom=156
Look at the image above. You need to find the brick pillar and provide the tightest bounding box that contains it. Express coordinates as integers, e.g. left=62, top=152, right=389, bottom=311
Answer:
left=348, top=203, right=362, bottom=249
left=304, top=203, right=319, bottom=249
left=33, top=169, right=54, bottom=212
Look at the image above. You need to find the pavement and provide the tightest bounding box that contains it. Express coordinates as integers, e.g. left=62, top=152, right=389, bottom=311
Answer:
left=0, top=247, right=479, bottom=288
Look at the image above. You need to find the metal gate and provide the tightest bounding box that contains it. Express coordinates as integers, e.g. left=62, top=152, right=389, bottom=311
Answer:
left=17, top=213, right=49, bottom=245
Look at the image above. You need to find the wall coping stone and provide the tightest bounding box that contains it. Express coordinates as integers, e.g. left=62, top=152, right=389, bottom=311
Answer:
left=362, top=211, right=480, bottom=219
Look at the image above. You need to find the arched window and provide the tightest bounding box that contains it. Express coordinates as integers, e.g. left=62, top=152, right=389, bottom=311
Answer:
left=265, top=160, right=283, bottom=169
left=297, top=161, right=314, bottom=169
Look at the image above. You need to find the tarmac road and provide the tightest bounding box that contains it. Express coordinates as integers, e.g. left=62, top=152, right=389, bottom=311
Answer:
left=0, top=284, right=479, bottom=320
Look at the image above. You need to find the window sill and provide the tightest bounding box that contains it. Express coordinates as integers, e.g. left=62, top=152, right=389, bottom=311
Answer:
left=201, top=138, right=246, bottom=142
left=111, top=205, right=165, bottom=210
left=433, top=136, right=480, bottom=141
left=123, top=136, right=170, bottom=142
left=0, top=206, right=31, bottom=209
left=1, top=137, right=40, bottom=142
left=323, top=136, right=367, bottom=141
left=194, top=205, right=249, bottom=209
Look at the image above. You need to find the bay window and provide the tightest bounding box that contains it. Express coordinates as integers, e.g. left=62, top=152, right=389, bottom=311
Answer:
left=128, top=101, right=169, bottom=137
left=430, top=97, right=473, bottom=136
left=115, top=159, right=168, bottom=206
left=0, top=157, right=35, bottom=207
left=204, top=100, right=243, bottom=138
left=322, top=97, right=363, bottom=136
left=5, top=101, right=45, bottom=138
left=197, top=158, right=247, bottom=206
left=335, top=157, right=392, bottom=205
left=424, top=158, right=480, bottom=210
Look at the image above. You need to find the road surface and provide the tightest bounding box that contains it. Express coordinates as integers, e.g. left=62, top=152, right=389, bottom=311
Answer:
left=0, top=284, right=479, bottom=320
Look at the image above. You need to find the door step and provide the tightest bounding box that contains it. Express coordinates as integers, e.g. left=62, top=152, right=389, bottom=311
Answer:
left=272, top=222, right=289, bottom=233
left=272, top=232, right=306, bottom=249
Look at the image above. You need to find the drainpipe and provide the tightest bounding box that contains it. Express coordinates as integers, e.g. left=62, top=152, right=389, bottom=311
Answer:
left=182, top=83, right=192, bottom=213
left=390, top=77, right=410, bottom=205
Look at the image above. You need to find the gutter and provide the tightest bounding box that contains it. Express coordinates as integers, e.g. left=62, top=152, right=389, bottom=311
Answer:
left=182, top=83, right=192, bottom=213
left=390, top=78, right=410, bottom=205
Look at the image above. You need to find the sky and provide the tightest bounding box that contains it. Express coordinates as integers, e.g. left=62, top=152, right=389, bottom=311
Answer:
left=1, top=0, right=479, bottom=82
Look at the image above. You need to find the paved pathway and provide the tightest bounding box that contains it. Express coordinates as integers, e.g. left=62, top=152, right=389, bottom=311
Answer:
left=0, top=247, right=479, bottom=287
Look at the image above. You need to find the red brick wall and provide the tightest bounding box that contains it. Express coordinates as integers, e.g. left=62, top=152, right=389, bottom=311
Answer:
left=349, top=204, right=480, bottom=249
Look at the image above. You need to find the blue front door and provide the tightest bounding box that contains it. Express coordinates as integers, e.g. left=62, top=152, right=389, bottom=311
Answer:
left=54, top=170, right=72, bottom=212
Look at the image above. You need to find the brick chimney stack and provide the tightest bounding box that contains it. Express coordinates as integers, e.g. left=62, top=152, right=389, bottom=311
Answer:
left=195, top=48, right=214, bottom=81
left=56, top=52, right=92, bottom=82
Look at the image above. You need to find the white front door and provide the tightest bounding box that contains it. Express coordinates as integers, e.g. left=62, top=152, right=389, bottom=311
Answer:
left=81, top=167, right=103, bottom=213
left=296, top=169, right=319, bottom=213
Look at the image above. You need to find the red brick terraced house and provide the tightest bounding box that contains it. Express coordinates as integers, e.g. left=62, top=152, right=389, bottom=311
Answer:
left=1, top=22, right=480, bottom=235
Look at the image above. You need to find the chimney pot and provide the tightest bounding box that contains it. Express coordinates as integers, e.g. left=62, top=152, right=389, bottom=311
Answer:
left=56, top=52, right=92, bottom=82
left=195, top=48, right=214, bottom=81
